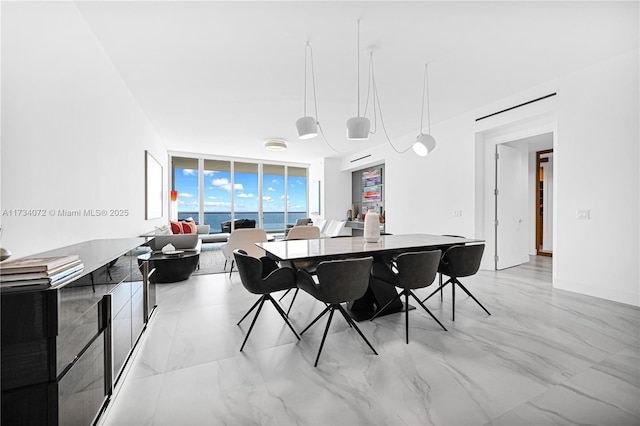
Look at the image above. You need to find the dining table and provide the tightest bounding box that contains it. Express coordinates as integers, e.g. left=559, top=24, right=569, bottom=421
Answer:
left=257, top=233, right=484, bottom=321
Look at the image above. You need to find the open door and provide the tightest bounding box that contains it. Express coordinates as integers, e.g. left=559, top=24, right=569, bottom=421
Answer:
left=495, top=144, right=528, bottom=270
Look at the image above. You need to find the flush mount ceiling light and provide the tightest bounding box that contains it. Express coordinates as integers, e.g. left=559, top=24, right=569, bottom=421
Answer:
left=412, top=63, right=436, bottom=157
left=264, top=139, right=288, bottom=151
left=346, top=20, right=370, bottom=140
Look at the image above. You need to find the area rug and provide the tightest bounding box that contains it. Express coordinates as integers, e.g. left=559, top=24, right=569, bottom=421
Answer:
left=194, top=242, right=228, bottom=275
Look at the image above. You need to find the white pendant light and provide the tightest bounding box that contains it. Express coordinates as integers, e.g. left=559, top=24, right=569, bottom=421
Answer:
left=413, top=63, right=436, bottom=157
left=264, top=139, right=287, bottom=151
left=346, top=20, right=370, bottom=140
left=296, top=116, right=317, bottom=139
left=296, top=42, right=319, bottom=140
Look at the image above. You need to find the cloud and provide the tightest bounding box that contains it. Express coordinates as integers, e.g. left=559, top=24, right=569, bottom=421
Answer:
left=178, top=200, right=199, bottom=207
left=212, top=178, right=243, bottom=192
left=263, top=196, right=273, bottom=202
left=182, top=169, right=197, bottom=176
left=203, top=201, right=231, bottom=207
left=208, top=196, right=216, bottom=200
left=268, top=187, right=275, bottom=192
left=280, top=195, right=289, bottom=200
left=237, top=193, right=254, bottom=198
left=179, top=192, right=195, bottom=198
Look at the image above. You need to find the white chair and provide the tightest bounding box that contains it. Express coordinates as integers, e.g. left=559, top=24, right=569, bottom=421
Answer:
left=221, top=228, right=268, bottom=277
left=285, top=225, right=320, bottom=241
left=312, top=218, right=328, bottom=235
left=323, top=220, right=348, bottom=238
left=280, top=225, right=321, bottom=315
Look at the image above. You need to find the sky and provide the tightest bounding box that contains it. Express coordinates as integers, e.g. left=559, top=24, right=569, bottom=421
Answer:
left=174, top=168, right=307, bottom=213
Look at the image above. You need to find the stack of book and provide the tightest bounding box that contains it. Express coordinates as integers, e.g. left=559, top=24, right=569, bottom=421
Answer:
left=0, top=255, right=84, bottom=288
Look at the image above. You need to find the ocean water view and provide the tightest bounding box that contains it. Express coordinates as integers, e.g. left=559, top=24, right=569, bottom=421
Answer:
left=178, top=211, right=308, bottom=233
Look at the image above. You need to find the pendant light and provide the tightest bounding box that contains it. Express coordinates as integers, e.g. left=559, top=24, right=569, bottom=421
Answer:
left=412, top=64, right=436, bottom=156
left=296, top=42, right=319, bottom=139
left=346, top=20, right=370, bottom=140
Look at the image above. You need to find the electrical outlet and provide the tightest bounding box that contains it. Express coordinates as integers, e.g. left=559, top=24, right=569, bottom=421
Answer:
left=576, top=209, right=590, bottom=220
left=452, top=210, right=463, bottom=217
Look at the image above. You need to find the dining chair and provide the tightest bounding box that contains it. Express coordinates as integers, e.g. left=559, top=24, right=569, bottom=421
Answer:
left=296, top=256, right=377, bottom=367
left=221, top=228, right=268, bottom=277
left=233, top=249, right=299, bottom=351
left=278, top=225, right=322, bottom=315
left=370, top=250, right=447, bottom=343
left=423, top=243, right=490, bottom=321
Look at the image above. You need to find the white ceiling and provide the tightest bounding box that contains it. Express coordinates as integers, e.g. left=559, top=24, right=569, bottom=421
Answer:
left=75, top=1, right=638, bottom=164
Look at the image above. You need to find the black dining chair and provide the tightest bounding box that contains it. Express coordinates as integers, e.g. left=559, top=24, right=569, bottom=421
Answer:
left=370, top=250, right=447, bottom=343
left=296, top=256, right=377, bottom=367
left=233, top=249, right=299, bottom=351
left=423, top=244, right=490, bottom=321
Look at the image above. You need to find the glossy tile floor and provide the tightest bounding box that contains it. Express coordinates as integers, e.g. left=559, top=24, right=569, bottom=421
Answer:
left=100, top=256, right=640, bottom=425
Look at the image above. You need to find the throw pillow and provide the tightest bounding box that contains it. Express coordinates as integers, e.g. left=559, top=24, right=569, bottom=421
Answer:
left=181, top=221, right=197, bottom=234
left=170, top=221, right=182, bottom=234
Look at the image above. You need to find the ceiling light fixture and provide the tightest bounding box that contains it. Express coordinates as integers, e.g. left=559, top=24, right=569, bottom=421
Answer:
left=264, top=139, right=288, bottom=151
left=294, top=42, right=342, bottom=153
left=296, top=42, right=319, bottom=140
left=413, top=63, right=436, bottom=157
left=346, top=20, right=370, bottom=140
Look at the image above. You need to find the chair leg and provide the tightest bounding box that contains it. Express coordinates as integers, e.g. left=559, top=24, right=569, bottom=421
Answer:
left=409, top=291, right=447, bottom=331
left=423, top=278, right=452, bottom=303
left=229, top=260, right=234, bottom=278
left=452, top=279, right=456, bottom=321
left=239, top=296, right=266, bottom=351
left=337, top=304, right=353, bottom=328
left=278, top=288, right=292, bottom=302
left=285, top=288, right=299, bottom=316
left=337, top=305, right=377, bottom=356
left=300, top=305, right=331, bottom=335
left=405, top=291, right=410, bottom=344
left=455, top=280, right=491, bottom=316
left=267, top=295, right=300, bottom=340
left=314, top=307, right=336, bottom=367
left=237, top=297, right=262, bottom=325
left=224, top=260, right=227, bottom=270
left=439, top=273, right=443, bottom=301
left=369, top=291, right=403, bottom=321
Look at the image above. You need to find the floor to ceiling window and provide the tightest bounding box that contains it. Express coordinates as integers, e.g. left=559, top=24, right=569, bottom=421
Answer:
left=203, top=159, right=232, bottom=234
left=262, top=164, right=285, bottom=232
left=287, top=166, right=308, bottom=226
left=233, top=162, right=259, bottom=228
left=171, top=155, right=308, bottom=234
left=171, top=156, right=199, bottom=222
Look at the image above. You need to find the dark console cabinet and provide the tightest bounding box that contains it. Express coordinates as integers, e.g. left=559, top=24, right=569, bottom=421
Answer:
left=1, top=238, right=156, bottom=425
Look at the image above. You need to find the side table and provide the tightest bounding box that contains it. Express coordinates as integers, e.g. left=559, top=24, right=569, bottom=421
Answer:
left=137, top=250, right=200, bottom=283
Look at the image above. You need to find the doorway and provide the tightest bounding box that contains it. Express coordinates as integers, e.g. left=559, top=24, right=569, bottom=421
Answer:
left=536, top=149, right=553, bottom=256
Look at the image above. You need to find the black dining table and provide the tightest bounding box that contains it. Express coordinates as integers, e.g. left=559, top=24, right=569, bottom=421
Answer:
left=257, top=233, right=483, bottom=321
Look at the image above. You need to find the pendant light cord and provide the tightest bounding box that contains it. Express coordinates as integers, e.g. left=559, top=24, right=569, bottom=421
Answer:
left=420, top=63, right=431, bottom=134
left=368, top=52, right=412, bottom=154
left=306, top=42, right=343, bottom=153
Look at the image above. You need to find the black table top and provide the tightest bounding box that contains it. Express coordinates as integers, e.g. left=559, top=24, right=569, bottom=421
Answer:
left=137, top=250, right=200, bottom=261
left=257, top=234, right=483, bottom=261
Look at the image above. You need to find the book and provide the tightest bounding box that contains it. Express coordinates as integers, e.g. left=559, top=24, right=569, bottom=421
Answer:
left=0, top=260, right=83, bottom=281
left=0, top=255, right=80, bottom=275
left=0, top=265, right=85, bottom=288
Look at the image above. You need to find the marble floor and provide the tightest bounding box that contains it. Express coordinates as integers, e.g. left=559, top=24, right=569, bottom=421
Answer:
left=99, top=256, right=640, bottom=425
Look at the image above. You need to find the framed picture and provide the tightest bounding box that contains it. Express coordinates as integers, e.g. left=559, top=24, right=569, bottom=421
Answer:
left=362, top=185, right=382, bottom=203
left=145, top=151, right=163, bottom=220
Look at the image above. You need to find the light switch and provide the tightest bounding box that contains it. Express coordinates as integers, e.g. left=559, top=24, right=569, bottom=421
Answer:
left=576, top=209, right=590, bottom=220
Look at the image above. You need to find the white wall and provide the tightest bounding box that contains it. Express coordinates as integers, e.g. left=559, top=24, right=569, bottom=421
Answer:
left=341, top=50, right=639, bottom=306
left=1, top=2, right=166, bottom=259
left=308, top=157, right=351, bottom=222
left=554, top=50, right=639, bottom=306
